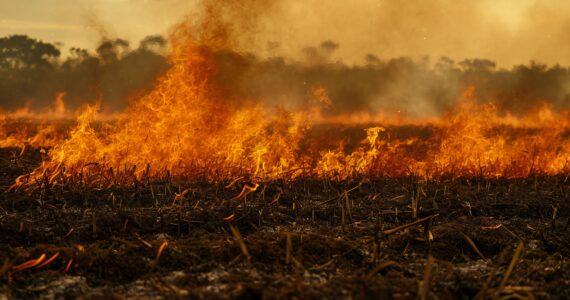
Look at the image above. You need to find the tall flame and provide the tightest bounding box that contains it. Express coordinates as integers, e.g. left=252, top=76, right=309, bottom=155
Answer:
left=16, top=31, right=312, bottom=186
left=8, top=30, right=570, bottom=188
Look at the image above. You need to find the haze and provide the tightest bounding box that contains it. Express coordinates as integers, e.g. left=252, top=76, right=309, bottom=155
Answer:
left=0, top=0, right=569, bottom=67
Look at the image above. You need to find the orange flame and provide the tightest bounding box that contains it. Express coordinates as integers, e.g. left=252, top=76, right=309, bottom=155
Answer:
left=5, top=27, right=570, bottom=187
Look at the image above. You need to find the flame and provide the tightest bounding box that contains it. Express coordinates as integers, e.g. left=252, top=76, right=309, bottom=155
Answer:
left=0, top=93, right=76, bottom=149
left=12, top=30, right=314, bottom=186
left=5, top=28, right=570, bottom=188
left=54, top=92, right=66, bottom=117
left=310, top=85, right=332, bottom=107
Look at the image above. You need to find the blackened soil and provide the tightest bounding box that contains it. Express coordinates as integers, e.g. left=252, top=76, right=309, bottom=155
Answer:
left=0, top=148, right=569, bottom=299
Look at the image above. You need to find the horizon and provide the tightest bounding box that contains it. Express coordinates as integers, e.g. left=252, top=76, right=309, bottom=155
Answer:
left=1, top=0, right=570, bottom=67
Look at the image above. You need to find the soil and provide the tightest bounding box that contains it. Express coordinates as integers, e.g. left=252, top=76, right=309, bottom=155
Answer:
left=0, top=148, right=569, bottom=299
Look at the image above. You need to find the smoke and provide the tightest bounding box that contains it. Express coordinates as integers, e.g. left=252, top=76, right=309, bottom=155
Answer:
left=2, top=1, right=570, bottom=117
left=210, top=46, right=570, bottom=118
left=170, top=0, right=276, bottom=51
left=82, top=10, right=112, bottom=43
left=171, top=0, right=570, bottom=116
left=301, top=41, right=341, bottom=66
left=1, top=35, right=570, bottom=117
left=5, top=1, right=570, bottom=67
left=236, top=0, right=570, bottom=68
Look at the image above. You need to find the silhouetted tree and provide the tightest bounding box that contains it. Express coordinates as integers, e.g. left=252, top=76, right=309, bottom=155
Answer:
left=140, top=35, right=167, bottom=53
left=96, top=39, right=130, bottom=64
left=459, top=59, right=496, bottom=72
left=0, top=35, right=569, bottom=117
left=0, top=35, right=60, bottom=69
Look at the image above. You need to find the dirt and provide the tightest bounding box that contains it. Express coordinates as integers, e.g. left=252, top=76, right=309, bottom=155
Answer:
left=0, top=148, right=569, bottom=299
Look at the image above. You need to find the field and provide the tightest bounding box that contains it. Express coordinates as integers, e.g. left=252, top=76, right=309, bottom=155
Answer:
left=3, top=1, right=570, bottom=299
left=0, top=45, right=569, bottom=299
left=0, top=124, right=568, bottom=299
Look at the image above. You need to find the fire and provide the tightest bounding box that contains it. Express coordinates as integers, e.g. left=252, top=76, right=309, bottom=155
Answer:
left=5, top=26, right=570, bottom=188
left=13, top=31, right=313, bottom=187
left=54, top=92, right=66, bottom=117
left=0, top=93, right=75, bottom=149
left=310, top=85, right=333, bottom=107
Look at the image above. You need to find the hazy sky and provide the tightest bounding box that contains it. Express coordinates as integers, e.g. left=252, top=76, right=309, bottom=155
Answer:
left=1, top=0, right=569, bottom=67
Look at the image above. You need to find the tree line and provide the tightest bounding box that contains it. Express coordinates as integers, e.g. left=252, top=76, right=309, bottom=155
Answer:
left=0, top=35, right=569, bottom=116
left=0, top=34, right=168, bottom=111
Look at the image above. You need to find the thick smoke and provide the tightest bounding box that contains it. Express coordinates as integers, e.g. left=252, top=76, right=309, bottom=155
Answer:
left=212, top=46, right=570, bottom=117
left=1, top=36, right=570, bottom=117
left=1, top=0, right=570, bottom=117
left=258, top=0, right=570, bottom=68
left=170, top=0, right=275, bottom=51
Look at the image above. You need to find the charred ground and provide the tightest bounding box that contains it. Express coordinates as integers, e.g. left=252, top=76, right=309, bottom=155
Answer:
left=0, top=147, right=568, bottom=299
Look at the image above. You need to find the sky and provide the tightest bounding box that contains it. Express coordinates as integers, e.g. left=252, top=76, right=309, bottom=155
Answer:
left=1, top=0, right=569, bottom=67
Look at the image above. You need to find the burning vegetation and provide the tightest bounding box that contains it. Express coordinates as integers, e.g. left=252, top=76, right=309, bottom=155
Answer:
left=5, top=37, right=570, bottom=188
left=0, top=1, right=569, bottom=299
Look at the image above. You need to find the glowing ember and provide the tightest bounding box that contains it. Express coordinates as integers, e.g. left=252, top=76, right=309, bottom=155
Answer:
left=11, top=254, right=46, bottom=273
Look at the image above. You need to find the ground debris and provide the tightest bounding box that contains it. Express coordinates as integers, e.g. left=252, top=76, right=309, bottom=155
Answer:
left=0, top=149, right=569, bottom=299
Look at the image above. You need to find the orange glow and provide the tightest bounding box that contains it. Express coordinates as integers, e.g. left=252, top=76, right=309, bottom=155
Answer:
left=11, top=254, right=46, bottom=273
left=35, top=252, right=60, bottom=269
left=481, top=224, right=503, bottom=230
left=155, top=240, right=168, bottom=263
left=65, top=259, right=73, bottom=273
left=6, top=25, right=570, bottom=188
left=0, top=93, right=76, bottom=149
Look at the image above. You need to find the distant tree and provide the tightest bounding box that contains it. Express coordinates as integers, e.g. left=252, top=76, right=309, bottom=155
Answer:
left=96, top=39, right=130, bottom=64
left=459, top=59, right=496, bottom=72
left=61, top=47, right=94, bottom=70
left=0, top=35, right=60, bottom=69
left=320, top=40, right=339, bottom=53
left=139, top=35, right=166, bottom=53
left=435, top=56, right=455, bottom=71
left=69, top=47, right=90, bottom=60
left=365, top=54, right=382, bottom=66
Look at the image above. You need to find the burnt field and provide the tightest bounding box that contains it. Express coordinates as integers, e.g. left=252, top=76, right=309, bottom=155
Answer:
left=4, top=0, right=570, bottom=298
left=0, top=148, right=569, bottom=299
